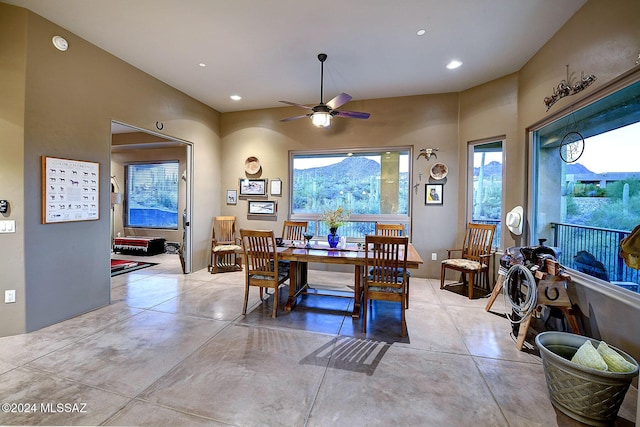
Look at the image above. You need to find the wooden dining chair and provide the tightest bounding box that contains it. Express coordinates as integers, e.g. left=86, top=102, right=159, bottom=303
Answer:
left=240, top=229, right=289, bottom=318
left=375, top=223, right=405, bottom=236
left=440, top=223, right=496, bottom=299
left=374, top=223, right=410, bottom=308
left=281, top=220, right=308, bottom=241
left=209, top=216, right=242, bottom=274
left=362, top=235, right=409, bottom=337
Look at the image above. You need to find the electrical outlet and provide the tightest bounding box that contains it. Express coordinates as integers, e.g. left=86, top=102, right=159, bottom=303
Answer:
left=431, top=253, right=437, bottom=261
left=5, top=290, right=16, bottom=303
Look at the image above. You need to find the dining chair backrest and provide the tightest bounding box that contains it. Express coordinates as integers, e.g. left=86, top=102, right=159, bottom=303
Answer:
left=461, top=223, right=496, bottom=262
left=375, top=223, right=404, bottom=237
left=240, top=229, right=279, bottom=275
left=365, top=235, right=409, bottom=287
left=282, top=220, right=308, bottom=240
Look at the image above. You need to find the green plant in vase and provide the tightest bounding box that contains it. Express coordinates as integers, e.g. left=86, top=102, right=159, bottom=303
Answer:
left=320, top=207, right=350, bottom=248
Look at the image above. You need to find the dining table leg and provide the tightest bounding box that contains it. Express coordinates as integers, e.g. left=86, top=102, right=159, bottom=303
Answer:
left=352, top=265, right=362, bottom=318
left=284, top=260, right=309, bottom=312
left=284, top=260, right=298, bottom=312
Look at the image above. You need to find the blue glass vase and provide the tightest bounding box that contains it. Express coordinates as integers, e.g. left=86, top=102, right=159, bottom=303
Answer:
left=327, top=228, right=339, bottom=248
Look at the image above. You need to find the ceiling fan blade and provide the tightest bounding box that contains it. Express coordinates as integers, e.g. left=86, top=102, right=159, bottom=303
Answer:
left=279, top=100, right=313, bottom=110
left=334, top=110, right=371, bottom=119
left=280, top=114, right=310, bottom=122
left=326, top=93, right=352, bottom=110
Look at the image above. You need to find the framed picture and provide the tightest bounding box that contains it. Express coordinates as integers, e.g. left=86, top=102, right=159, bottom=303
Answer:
left=270, top=179, right=282, bottom=196
left=248, top=200, right=277, bottom=215
left=41, top=156, right=100, bottom=223
left=239, top=178, right=267, bottom=196
left=425, top=184, right=443, bottom=205
left=226, top=189, right=237, bottom=205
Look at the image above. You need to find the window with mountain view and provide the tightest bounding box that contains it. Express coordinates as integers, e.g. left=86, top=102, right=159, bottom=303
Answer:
left=470, top=140, right=503, bottom=248
left=532, top=78, right=640, bottom=293
left=290, top=149, right=411, bottom=238
left=125, top=161, right=179, bottom=229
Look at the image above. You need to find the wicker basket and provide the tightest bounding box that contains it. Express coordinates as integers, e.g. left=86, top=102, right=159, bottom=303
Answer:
left=535, top=332, right=639, bottom=426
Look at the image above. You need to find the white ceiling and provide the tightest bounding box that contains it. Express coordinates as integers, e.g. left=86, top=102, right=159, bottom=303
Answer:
left=5, top=0, right=586, bottom=113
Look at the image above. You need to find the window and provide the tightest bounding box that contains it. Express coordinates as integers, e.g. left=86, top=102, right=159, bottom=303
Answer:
left=469, top=140, right=503, bottom=249
left=290, top=149, right=411, bottom=238
left=531, top=77, right=640, bottom=293
left=125, top=161, right=179, bottom=229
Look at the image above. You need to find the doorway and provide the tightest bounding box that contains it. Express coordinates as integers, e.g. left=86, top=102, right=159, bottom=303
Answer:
left=110, top=121, right=193, bottom=273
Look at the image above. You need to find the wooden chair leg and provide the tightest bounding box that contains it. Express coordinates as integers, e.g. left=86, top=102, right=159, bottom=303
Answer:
left=468, top=272, right=475, bottom=299
left=405, top=277, right=410, bottom=309
left=362, top=291, right=368, bottom=333
left=401, top=301, right=406, bottom=337
left=242, top=284, right=249, bottom=315
left=440, top=264, right=446, bottom=289
left=271, top=287, right=278, bottom=318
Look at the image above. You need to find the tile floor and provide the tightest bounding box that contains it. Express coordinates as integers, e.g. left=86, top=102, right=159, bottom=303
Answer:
left=0, top=253, right=636, bottom=426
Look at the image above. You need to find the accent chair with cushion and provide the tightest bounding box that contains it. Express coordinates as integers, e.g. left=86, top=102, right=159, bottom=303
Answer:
left=440, top=222, right=496, bottom=299
left=209, top=216, right=242, bottom=274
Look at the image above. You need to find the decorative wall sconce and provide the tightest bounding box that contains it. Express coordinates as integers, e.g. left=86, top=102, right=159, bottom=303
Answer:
left=544, top=65, right=596, bottom=111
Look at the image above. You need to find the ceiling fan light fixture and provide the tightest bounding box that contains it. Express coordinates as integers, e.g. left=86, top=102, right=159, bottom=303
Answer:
left=311, top=112, right=331, bottom=128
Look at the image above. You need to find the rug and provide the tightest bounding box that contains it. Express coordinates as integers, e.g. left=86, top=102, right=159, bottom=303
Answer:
left=110, top=259, right=157, bottom=277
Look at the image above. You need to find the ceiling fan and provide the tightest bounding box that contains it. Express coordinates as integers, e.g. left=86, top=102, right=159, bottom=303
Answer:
left=280, top=53, right=371, bottom=128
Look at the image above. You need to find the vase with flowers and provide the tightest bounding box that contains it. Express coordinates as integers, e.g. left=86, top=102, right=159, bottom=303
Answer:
left=319, top=207, right=350, bottom=248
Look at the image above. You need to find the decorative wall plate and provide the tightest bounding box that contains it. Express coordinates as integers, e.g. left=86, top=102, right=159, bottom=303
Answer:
left=244, top=156, right=261, bottom=174
left=430, top=162, right=448, bottom=180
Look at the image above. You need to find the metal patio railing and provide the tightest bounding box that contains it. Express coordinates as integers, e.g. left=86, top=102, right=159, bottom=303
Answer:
left=551, top=222, right=639, bottom=293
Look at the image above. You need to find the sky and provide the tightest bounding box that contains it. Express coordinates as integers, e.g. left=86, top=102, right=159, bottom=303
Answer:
left=575, top=122, right=640, bottom=173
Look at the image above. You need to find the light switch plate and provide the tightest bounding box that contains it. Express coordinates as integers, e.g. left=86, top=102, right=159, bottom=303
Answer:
left=5, top=290, right=16, bottom=303
left=0, top=220, right=15, bottom=233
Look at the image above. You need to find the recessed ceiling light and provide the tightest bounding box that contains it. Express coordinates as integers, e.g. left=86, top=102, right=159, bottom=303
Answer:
left=416, top=29, right=426, bottom=36
left=230, top=95, right=242, bottom=101
left=446, top=60, right=463, bottom=70
left=198, top=63, right=206, bottom=67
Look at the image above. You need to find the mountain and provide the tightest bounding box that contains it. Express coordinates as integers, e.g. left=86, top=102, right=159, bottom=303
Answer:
left=566, top=163, right=594, bottom=174
left=295, top=157, right=382, bottom=181
left=474, top=161, right=502, bottom=178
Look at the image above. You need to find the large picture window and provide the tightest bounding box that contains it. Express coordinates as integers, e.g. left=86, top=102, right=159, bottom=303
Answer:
left=531, top=76, right=640, bottom=294
left=125, top=161, right=179, bottom=229
left=290, top=149, right=411, bottom=238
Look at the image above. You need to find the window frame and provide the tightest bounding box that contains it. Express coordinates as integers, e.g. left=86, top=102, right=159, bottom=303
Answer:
left=124, top=160, right=180, bottom=230
left=467, top=137, right=505, bottom=250
left=288, top=147, right=413, bottom=239
left=527, top=66, right=640, bottom=301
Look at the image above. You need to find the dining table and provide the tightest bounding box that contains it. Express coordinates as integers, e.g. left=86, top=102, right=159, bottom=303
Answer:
left=277, top=241, right=424, bottom=318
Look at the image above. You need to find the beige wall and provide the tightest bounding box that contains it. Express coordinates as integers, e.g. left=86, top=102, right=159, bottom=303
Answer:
left=220, top=93, right=460, bottom=278
left=0, top=5, right=28, bottom=336
left=0, top=3, right=221, bottom=336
